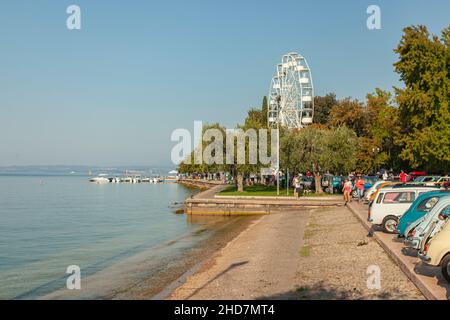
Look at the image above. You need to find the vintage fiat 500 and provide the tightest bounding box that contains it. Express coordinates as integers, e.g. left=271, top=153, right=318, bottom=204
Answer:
left=368, top=185, right=439, bottom=233
left=404, top=197, right=450, bottom=250
left=397, top=190, right=450, bottom=237
left=418, top=218, right=450, bottom=283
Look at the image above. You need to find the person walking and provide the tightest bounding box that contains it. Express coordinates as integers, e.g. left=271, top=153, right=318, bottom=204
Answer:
left=342, top=179, right=352, bottom=204
left=382, top=170, right=388, bottom=181
left=293, top=175, right=301, bottom=198
left=355, top=175, right=365, bottom=203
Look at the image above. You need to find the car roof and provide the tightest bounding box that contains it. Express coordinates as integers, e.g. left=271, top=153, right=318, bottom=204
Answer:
left=414, top=190, right=450, bottom=199
left=380, top=185, right=440, bottom=191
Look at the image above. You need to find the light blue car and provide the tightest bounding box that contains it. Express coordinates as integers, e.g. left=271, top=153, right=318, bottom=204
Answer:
left=404, top=196, right=450, bottom=250
left=397, top=190, right=450, bottom=237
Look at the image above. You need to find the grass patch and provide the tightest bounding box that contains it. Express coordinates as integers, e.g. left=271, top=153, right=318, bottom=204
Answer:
left=296, top=287, right=310, bottom=299
left=299, top=245, right=311, bottom=257
left=218, top=184, right=332, bottom=197
left=303, top=229, right=317, bottom=240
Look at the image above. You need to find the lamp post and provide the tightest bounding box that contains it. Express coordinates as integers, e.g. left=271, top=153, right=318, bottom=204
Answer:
left=372, top=147, right=380, bottom=175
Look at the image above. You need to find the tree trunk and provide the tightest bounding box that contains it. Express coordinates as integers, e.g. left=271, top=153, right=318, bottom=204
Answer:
left=312, top=163, right=323, bottom=193
left=237, top=173, right=244, bottom=192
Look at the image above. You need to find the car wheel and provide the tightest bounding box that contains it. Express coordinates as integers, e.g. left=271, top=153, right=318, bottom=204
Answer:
left=442, top=254, right=450, bottom=283
left=382, top=216, right=399, bottom=234
left=351, top=190, right=358, bottom=198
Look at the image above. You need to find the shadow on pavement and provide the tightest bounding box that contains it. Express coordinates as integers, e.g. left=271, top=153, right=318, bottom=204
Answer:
left=255, top=281, right=414, bottom=300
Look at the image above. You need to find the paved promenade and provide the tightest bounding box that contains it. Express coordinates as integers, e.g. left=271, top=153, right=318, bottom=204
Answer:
left=185, top=185, right=344, bottom=215
left=347, top=201, right=450, bottom=300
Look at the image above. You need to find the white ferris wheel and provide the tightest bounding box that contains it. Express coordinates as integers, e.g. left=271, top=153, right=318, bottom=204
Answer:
left=268, top=52, right=314, bottom=129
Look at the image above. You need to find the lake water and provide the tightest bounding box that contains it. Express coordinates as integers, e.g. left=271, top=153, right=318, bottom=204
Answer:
left=0, top=175, right=241, bottom=299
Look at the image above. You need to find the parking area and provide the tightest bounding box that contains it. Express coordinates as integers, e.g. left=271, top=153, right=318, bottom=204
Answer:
left=347, top=201, right=450, bottom=300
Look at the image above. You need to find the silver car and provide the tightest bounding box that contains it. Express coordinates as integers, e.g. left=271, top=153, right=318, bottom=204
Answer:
left=404, top=196, right=450, bottom=250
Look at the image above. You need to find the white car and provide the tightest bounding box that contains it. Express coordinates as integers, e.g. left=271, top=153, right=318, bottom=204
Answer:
left=364, top=180, right=386, bottom=202
left=368, top=185, right=439, bottom=233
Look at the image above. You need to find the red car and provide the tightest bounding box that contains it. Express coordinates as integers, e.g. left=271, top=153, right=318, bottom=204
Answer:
left=406, top=171, right=427, bottom=182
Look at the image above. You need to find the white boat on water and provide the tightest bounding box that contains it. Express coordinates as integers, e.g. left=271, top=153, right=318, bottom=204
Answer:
left=89, top=174, right=110, bottom=184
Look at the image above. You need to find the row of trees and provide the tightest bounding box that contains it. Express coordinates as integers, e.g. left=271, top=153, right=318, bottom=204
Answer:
left=179, top=25, right=450, bottom=192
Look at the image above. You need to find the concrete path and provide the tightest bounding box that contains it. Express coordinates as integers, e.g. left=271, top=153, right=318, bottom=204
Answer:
left=347, top=201, right=450, bottom=300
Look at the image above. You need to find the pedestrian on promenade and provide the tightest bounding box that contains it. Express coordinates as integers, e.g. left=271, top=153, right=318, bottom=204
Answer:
left=399, top=170, right=408, bottom=183
left=293, top=175, right=301, bottom=198
left=342, top=179, right=352, bottom=204
left=355, top=175, right=365, bottom=203
left=382, top=170, right=388, bottom=181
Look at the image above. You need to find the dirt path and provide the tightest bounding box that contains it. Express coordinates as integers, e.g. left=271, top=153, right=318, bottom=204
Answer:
left=168, top=206, right=424, bottom=300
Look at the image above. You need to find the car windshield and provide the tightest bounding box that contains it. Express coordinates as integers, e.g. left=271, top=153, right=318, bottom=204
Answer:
left=416, top=197, right=439, bottom=212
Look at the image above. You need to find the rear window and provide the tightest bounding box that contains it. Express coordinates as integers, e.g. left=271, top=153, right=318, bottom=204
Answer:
left=416, top=197, right=439, bottom=212
left=382, top=192, right=416, bottom=204
left=440, top=205, right=450, bottom=216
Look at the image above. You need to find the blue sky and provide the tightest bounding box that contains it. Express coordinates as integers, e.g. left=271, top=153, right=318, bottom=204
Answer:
left=0, top=0, right=449, bottom=166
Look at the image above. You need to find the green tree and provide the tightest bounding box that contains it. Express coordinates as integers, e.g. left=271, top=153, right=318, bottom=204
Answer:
left=394, top=25, right=450, bottom=172
left=280, top=126, right=358, bottom=193
left=329, top=98, right=368, bottom=136
left=313, top=93, right=337, bottom=125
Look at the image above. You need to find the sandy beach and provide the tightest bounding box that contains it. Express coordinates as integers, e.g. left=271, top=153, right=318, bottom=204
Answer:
left=167, top=206, right=424, bottom=300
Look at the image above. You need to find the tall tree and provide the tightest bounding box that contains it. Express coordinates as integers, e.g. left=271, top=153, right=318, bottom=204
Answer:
left=329, top=98, right=368, bottom=136
left=313, top=93, right=337, bottom=125
left=394, top=25, right=450, bottom=172
left=261, top=96, right=268, bottom=126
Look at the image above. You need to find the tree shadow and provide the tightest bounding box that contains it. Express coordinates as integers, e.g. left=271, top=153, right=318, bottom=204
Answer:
left=186, top=261, right=249, bottom=299
left=256, top=281, right=416, bottom=300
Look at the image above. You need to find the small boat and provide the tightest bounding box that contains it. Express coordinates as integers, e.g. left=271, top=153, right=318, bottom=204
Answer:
left=89, top=176, right=110, bottom=184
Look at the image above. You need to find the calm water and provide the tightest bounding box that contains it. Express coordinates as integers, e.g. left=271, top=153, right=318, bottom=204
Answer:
left=0, top=175, right=224, bottom=299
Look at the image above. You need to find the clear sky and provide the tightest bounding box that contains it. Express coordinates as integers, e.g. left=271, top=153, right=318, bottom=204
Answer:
left=0, top=0, right=449, bottom=166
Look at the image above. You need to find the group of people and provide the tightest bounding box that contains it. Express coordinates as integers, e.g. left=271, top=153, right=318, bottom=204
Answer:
left=342, top=176, right=365, bottom=204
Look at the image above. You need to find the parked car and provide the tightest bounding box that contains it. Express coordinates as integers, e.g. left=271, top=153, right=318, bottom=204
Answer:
left=321, top=174, right=343, bottom=194
left=368, top=185, right=439, bottom=233
left=406, top=171, right=427, bottom=182
left=411, top=175, right=441, bottom=186
left=397, top=190, right=450, bottom=237
left=418, top=217, right=450, bottom=283
left=364, top=181, right=399, bottom=203
left=364, top=180, right=386, bottom=202
left=300, top=176, right=314, bottom=190
left=351, top=176, right=379, bottom=198
left=404, top=196, right=450, bottom=250
left=435, top=176, right=450, bottom=187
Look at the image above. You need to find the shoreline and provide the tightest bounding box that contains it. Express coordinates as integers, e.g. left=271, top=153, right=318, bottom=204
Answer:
left=39, top=212, right=259, bottom=300
left=166, top=206, right=424, bottom=300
